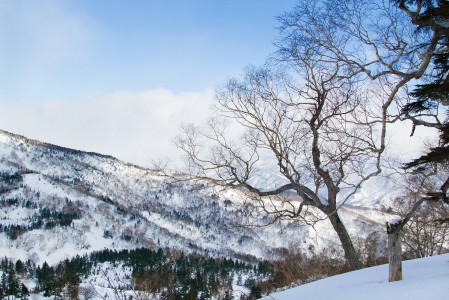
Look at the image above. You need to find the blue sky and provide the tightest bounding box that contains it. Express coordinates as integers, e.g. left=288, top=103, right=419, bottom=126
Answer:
left=0, top=0, right=297, bottom=104
left=0, top=0, right=432, bottom=167
left=0, top=0, right=298, bottom=166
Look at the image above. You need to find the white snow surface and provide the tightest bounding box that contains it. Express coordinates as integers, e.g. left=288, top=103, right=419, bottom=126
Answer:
left=266, top=253, right=449, bottom=300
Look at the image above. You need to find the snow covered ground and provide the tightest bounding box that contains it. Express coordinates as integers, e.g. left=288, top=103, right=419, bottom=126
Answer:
left=266, top=253, right=449, bottom=300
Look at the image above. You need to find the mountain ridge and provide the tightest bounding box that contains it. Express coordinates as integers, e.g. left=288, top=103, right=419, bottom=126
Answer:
left=0, top=128, right=152, bottom=172
left=0, top=128, right=390, bottom=266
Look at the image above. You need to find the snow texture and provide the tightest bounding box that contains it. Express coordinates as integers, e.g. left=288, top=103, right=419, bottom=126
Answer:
left=266, top=253, right=449, bottom=300
left=0, top=129, right=398, bottom=264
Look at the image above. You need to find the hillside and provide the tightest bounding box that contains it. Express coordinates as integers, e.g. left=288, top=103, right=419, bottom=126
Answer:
left=266, top=253, right=449, bottom=300
left=0, top=129, right=392, bottom=265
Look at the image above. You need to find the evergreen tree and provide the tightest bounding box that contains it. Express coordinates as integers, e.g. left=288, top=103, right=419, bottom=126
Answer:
left=0, top=258, right=7, bottom=272
left=15, top=260, right=25, bottom=276
left=399, top=0, right=449, bottom=202
left=20, top=283, right=30, bottom=299
left=36, top=262, right=57, bottom=297
left=6, top=269, right=19, bottom=297
left=0, top=273, right=6, bottom=296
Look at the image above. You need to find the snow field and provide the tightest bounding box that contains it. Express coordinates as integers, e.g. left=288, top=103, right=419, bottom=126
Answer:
left=266, top=253, right=449, bottom=300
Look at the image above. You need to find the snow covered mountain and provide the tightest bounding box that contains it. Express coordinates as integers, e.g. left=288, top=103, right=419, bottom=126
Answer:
left=0, top=129, right=393, bottom=265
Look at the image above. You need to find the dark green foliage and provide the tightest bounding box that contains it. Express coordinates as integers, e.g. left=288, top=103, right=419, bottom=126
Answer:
left=0, top=257, right=30, bottom=299
left=14, top=260, right=25, bottom=276
left=0, top=207, right=81, bottom=239
left=6, top=269, right=19, bottom=297
left=399, top=0, right=449, bottom=171
left=0, top=198, right=19, bottom=207
left=1, top=247, right=352, bottom=298
left=404, top=145, right=449, bottom=169
left=0, top=172, right=23, bottom=184
left=103, top=229, right=113, bottom=239
left=36, top=262, right=57, bottom=296
left=0, top=172, right=23, bottom=194
left=88, top=248, right=270, bottom=298
left=20, top=283, right=30, bottom=298
left=1, top=248, right=274, bottom=298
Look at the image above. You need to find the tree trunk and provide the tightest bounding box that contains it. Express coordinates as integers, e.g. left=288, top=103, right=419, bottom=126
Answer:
left=328, top=212, right=362, bottom=270
left=387, top=221, right=403, bottom=282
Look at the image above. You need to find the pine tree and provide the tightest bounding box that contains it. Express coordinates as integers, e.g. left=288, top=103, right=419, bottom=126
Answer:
left=0, top=272, right=6, bottom=296
left=37, top=261, right=57, bottom=297
left=398, top=0, right=449, bottom=203
left=6, top=269, right=19, bottom=297
left=20, top=283, right=30, bottom=299
left=15, top=260, right=25, bottom=276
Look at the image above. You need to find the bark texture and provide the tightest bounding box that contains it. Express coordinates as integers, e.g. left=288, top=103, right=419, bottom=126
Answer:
left=387, top=222, right=403, bottom=282
left=329, top=212, right=363, bottom=270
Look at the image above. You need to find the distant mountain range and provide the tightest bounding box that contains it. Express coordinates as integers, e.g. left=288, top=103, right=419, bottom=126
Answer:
left=0, top=129, right=392, bottom=265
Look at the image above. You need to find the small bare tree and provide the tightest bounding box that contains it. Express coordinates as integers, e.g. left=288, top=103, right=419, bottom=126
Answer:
left=383, top=161, right=449, bottom=281
left=402, top=202, right=449, bottom=258
left=393, top=169, right=449, bottom=259
left=79, top=286, right=96, bottom=300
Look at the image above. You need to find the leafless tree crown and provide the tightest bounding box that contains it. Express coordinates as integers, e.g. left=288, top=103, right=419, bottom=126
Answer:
left=176, top=0, right=447, bottom=270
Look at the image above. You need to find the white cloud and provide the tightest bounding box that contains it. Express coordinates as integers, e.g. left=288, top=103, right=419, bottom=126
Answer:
left=386, top=119, right=439, bottom=162
left=0, top=86, right=439, bottom=170
left=0, top=89, right=215, bottom=167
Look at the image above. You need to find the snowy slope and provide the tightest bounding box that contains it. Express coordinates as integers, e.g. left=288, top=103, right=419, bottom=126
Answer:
left=0, top=129, right=394, bottom=265
left=266, top=253, right=449, bottom=300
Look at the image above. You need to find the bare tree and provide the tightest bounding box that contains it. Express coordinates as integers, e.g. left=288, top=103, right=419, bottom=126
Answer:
left=79, top=286, right=96, bottom=300
left=177, top=0, right=445, bottom=273
left=275, top=0, right=448, bottom=281
left=177, top=59, right=387, bottom=270
left=402, top=201, right=449, bottom=258
left=383, top=162, right=449, bottom=281
left=393, top=168, right=449, bottom=259
left=276, top=0, right=440, bottom=105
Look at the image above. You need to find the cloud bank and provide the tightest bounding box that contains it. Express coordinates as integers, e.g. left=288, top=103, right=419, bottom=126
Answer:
left=0, top=89, right=215, bottom=167
left=0, top=86, right=438, bottom=171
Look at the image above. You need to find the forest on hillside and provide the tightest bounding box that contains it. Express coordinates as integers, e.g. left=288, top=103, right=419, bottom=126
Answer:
left=0, top=247, right=352, bottom=299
